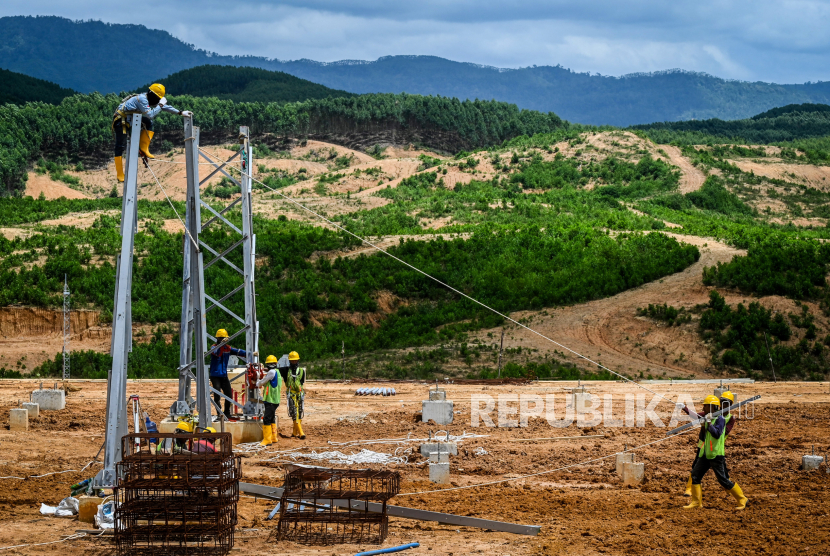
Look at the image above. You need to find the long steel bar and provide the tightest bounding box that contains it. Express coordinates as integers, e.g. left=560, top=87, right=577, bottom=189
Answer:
left=96, top=114, right=142, bottom=488
left=239, top=483, right=541, bottom=536
left=665, top=395, right=761, bottom=436
left=239, top=127, right=259, bottom=417
left=183, top=118, right=212, bottom=430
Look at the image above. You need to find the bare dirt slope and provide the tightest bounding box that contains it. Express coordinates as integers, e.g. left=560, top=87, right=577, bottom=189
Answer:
left=660, top=145, right=707, bottom=193
left=470, top=235, right=745, bottom=378
left=24, top=173, right=90, bottom=200
left=0, top=379, right=826, bottom=556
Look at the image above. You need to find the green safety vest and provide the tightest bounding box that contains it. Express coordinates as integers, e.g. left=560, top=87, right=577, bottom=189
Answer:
left=263, top=370, right=282, bottom=404
left=287, top=367, right=305, bottom=394
left=700, top=414, right=731, bottom=459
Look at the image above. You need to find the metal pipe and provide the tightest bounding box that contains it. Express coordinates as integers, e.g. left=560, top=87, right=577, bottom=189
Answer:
left=354, top=542, right=420, bottom=556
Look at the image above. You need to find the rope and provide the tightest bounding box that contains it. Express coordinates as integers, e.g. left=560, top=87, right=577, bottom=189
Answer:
left=396, top=426, right=694, bottom=496
left=143, top=159, right=200, bottom=251
left=0, top=461, right=101, bottom=481
left=223, top=160, right=673, bottom=404
left=0, top=532, right=92, bottom=551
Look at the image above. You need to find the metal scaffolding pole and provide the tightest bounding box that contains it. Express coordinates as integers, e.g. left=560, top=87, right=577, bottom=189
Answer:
left=95, top=114, right=141, bottom=489
left=239, top=127, right=260, bottom=414
left=62, top=275, right=70, bottom=381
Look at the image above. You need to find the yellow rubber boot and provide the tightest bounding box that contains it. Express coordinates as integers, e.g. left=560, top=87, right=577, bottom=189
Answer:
left=139, top=130, right=155, bottom=159
left=684, top=475, right=692, bottom=497
left=115, top=156, right=124, bottom=182
left=683, top=484, right=702, bottom=509
left=729, top=483, right=748, bottom=510
left=271, top=423, right=278, bottom=444
left=296, top=420, right=305, bottom=439
left=259, top=424, right=272, bottom=447
left=291, top=421, right=299, bottom=437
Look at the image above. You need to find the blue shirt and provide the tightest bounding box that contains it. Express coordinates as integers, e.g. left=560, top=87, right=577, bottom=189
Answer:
left=208, top=344, right=247, bottom=377
left=117, top=93, right=180, bottom=119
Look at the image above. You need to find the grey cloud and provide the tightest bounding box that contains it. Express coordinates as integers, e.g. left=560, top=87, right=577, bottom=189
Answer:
left=1, top=0, right=829, bottom=82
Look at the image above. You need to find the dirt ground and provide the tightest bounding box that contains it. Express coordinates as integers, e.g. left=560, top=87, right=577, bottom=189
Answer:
left=0, top=379, right=827, bottom=555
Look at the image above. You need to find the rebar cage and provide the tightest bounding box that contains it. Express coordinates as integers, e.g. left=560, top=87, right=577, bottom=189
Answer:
left=114, top=432, right=241, bottom=556
left=275, top=467, right=400, bottom=545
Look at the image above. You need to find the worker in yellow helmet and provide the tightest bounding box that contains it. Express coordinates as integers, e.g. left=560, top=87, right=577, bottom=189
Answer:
left=255, top=355, right=282, bottom=447
left=677, top=390, right=737, bottom=496
left=683, top=394, right=748, bottom=510
left=208, top=328, right=254, bottom=421
left=111, top=83, right=193, bottom=181
left=278, top=351, right=306, bottom=439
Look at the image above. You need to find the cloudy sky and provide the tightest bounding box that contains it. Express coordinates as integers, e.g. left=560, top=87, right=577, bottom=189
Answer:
left=3, top=0, right=829, bottom=83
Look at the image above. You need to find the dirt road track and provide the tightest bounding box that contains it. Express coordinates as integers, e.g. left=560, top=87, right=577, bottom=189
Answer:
left=474, top=234, right=744, bottom=377
left=660, top=145, right=707, bottom=194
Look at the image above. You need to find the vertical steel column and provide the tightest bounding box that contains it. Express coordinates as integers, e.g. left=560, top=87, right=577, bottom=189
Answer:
left=183, top=118, right=212, bottom=430
left=95, top=114, right=141, bottom=489
left=239, top=127, right=260, bottom=415
left=62, top=275, right=70, bottom=381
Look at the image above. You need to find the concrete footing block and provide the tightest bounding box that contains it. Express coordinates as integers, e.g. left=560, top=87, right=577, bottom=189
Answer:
left=158, top=417, right=263, bottom=444
left=22, top=402, right=39, bottom=419
left=802, top=455, right=824, bottom=470
left=429, top=462, right=450, bottom=484
left=422, top=400, right=454, bottom=425
left=420, top=442, right=458, bottom=458
left=621, top=462, right=645, bottom=486
left=615, top=452, right=634, bottom=475
left=31, top=389, right=65, bottom=411
left=9, top=408, right=28, bottom=431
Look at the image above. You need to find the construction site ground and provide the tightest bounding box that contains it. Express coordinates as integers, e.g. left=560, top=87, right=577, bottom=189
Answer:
left=0, top=379, right=828, bottom=555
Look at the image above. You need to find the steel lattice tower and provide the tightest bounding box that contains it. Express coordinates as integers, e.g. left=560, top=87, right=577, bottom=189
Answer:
left=62, top=274, right=70, bottom=381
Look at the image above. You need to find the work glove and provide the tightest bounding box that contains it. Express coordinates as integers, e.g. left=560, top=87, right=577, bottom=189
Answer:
left=705, top=414, right=712, bottom=424
left=675, top=403, right=685, bottom=410
left=158, top=97, right=167, bottom=107
left=180, top=110, right=193, bottom=118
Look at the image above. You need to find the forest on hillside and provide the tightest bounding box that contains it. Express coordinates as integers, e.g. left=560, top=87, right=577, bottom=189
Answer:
left=138, top=65, right=355, bottom=103
left=0, top=68, right=76, bottom=105
left=0, top=92, right=565, bottom=196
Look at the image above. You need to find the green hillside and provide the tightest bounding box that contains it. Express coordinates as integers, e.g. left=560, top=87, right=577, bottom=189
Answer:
left=0, top=67, right=76, bottom=105
left=632, top=103, right=830, bottom=144
left=139, top=65, right=355, bottom=103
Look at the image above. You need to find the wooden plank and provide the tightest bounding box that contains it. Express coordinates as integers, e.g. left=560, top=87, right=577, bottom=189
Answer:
left=240, top=482, right=540, bottom=536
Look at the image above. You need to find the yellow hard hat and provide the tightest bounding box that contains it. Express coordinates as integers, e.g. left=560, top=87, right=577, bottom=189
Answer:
left=204, top=427, right=216, bottom=434
left=216, top=329, right=229, bottom=338
left=288, top=351, right=300, bottom=361
left=149, top=83, right=166, bottom=98
left=175, top=420, right=194, bottom=433
left=265, top=355, right=278, bottom=364
left=703, top=395, right=721, bottom=406
left=720, top=391, right=735, bottom=403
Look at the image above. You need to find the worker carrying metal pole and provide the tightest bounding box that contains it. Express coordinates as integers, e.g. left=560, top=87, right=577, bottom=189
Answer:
left=209, top=328, right=255, bottom=421
left=278, top=351, right=306, bottom=439
left=683, top=393, right=749, bottom=511
left=111, top=82, right=192, bottom=182
left=677, top=391, right=736, bottom=497
left=255, top=355, right=282, bottom=447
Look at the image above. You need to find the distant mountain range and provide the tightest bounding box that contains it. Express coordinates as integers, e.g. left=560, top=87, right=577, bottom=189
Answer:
left=3, top=15, right=830, bottom=126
